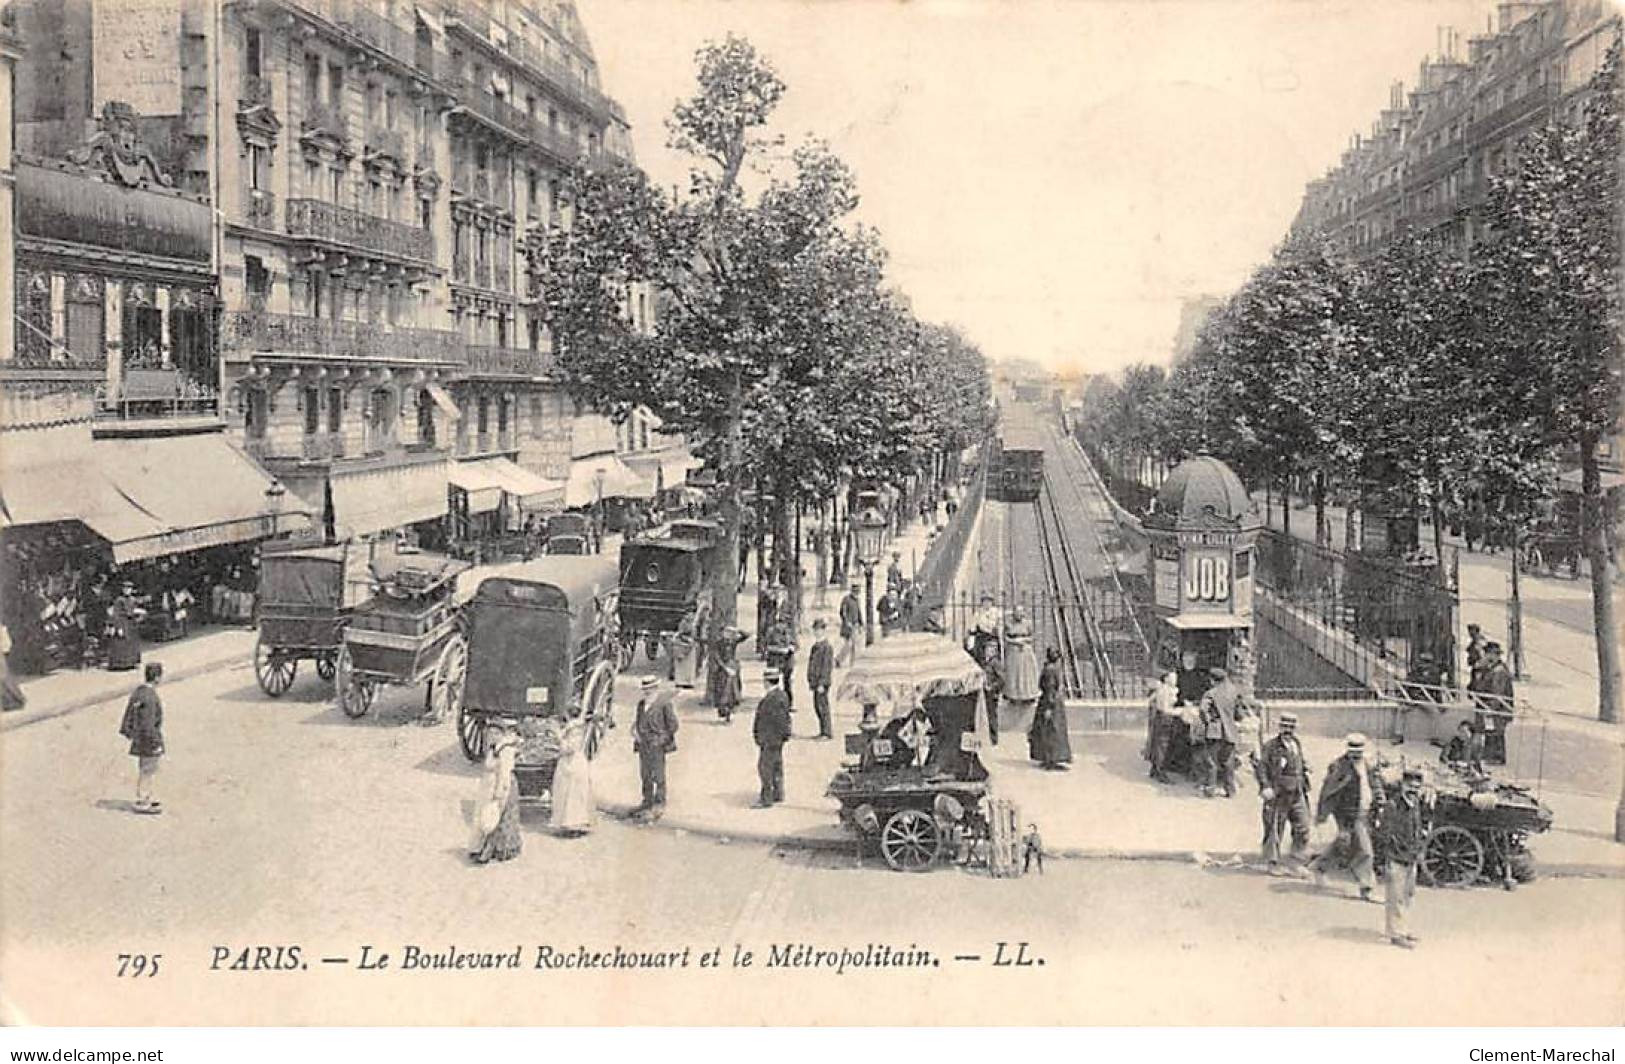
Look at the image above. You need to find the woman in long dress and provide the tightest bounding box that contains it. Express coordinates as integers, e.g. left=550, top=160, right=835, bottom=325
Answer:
left=1002, top=607, right=1040, bottom=703
left=670, top=612, right=699, bottom=688
left=1027, top=647, right=1073, bottom=770
left=471, top=724, right=523, bottom=864
left=105, top=588, right=142, bottom=672
left=549, top=706, right=594, bottom=836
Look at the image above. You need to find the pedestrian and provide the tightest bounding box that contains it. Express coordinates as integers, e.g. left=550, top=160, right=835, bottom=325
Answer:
left=1440, top=719, right=1485, bottom=771
left=470, top=721, right=522, bottom=863
left=1027, top=646, right=1072, bottom=770
left=1468, top=641, right=1515, bottom=764
left=1175, top=648, right=1210, bottom=707
left=887, top=552, right=904, bottom=595
left=764, top=606, right=798, bottom=711
left=965, top=594, right=1002, bottom=665
left=1196, top=666, right=1252, bottom=797
left=1023, top=824, right=1044, bottom=874
left=0, top=623, right=25, bottom=713
left=669, top=611, right=700, bottom=688
left=1308, top=733, right=1385, bottom=902
left=1375, top=766, right=1432, bottom=949
left=106, top=585, right=142, bottom=672
left=878, top=587, right=901, bottom=637
left=707, top=624, right=748, bottom=722
left=1255, top=711, right=1312, bottom=874
left=117, top=661, right=166, bottom=815
left=979, top=641, right=1003, bottom=746
left=1002, top=607, right=1039, bottom=703
left=806, top=618, right=835, bottom=740
left=1464, top=623, right=1486, bottom=687
left=1145, top=670, right=1178, bottom=783
left=632, top=676, right=679, bottom=816
left=753, top=666, right=792, bottom=807
left=549, top=704, right=594, bottom=837
left=838, top=583, right=862, bottom=666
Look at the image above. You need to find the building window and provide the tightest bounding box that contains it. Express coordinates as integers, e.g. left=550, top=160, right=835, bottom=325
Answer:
left=328, top=387, right=342, bottom=433
left=419, top=197, right=432, bottom=231
left=328, top=62, right=344, bottom=106
left=305, top=54, right=321, bottom=103
left=417, top=389, right=435, bottom=446
left=303, top=387, right=320, bottom=435
left=330, top=166, right=343, bottom=204
left=386, top=89, right=397, bottom=129
left=246, top=27, right=262, bottom=79
left=248, top=143, right=270, bottom=191
left=497, top=396, right=509, bottom=436
left=245, top=389, right=268, bottom=438
left=246, top=256, right=270, bottom=302
left=65, top=299, right=103, bottom=364
left=477, top=396, right=490, bottom=437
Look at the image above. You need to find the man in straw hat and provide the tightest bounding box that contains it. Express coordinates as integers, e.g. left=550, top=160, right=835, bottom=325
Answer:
left=1375, top=765, right=1432, bottom=949
left=1255, top=711, right=1312, bottom=874
left=752, top=666, right=792, bottom=807
left=631, top=676, right=678, bottom=817
left=1308, top=733, right=1385, bottom=901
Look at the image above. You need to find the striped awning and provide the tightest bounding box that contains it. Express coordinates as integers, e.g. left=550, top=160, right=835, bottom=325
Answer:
left=837, top=632, right=989, bottom=709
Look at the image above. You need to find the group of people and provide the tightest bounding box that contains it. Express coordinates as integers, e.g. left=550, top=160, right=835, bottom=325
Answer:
left=468, top=700, right=601, bottom=865
left=966, top=594, right=1072, bottom=770
left=1143, top=652, right=1257, bottom=797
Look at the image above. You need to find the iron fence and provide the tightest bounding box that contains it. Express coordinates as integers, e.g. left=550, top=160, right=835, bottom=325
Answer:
left=909, top=467, right=985, bottom=616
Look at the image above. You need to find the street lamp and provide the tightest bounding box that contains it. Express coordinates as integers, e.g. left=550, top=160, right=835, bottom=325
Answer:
left=264, top=481, right=286, bottom=538
left=854, top=506, right=887, bottom=648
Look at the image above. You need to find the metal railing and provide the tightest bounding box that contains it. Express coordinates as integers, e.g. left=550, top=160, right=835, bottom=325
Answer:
left=285, top=197, right=433, bottom=261
left=300, top=100, right=349, bottom=141
left=245, top=188, right=277, bottom=229
left=365, top=125, right=405, bottom=162
left=464, top=345, right=554, bottom=378
left=221, top=310, right=466, bottom=364
left=909, top=466, right=985, bottom=616
left=239, top=75, right=274, bottom=111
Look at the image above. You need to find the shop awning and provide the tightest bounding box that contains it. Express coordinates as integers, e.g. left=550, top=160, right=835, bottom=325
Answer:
left=486, top=459, right=566, bottom=510
left=328, top=460, right=451, bottom=538
left=425, top=383, right=461, bottom=422
left=0, top=427, right=312, bottom=562
left=622, top=448, right=703, bottom=492
left=564, top=454, right=649, bottom=507
left=448, top=461, right=505, bottom=514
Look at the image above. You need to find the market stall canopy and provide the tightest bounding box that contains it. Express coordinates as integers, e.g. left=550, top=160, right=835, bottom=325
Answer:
left=564, top=454, right=647, bottom=507
left=837, top=632, right=989, bottom=708
left=0, top=426, right=311, bottom=562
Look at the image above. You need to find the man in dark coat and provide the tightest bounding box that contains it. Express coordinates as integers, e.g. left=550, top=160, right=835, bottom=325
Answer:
left=1440, top=719, right=1485, bottom=771
left=979, top=642, right=1003, bottom=746
left=877, top=588, right=902, bottom=637
left=1375, top=766, right=1431, bottom=948
left=1255, top=711, right=1312, bottom=872
left=753, top=667, right=792, bottom=806
left=1175, top=649, right=1210, bottom=707
left=886, top=552, right=904, bottom=595
left=806, top=619, right=835, bottom=739
left=763, top=607, right=798, bottom=711
left=1468, top=641, right=1514, bottom=764
left=1196, top=666, right=1250, bottom=798
left=838, top=584, right=863, bottom=666
left=1308, top=733, right=1385, bottom=901
left=632, top=676, right=679, bottom=816
left=1464, top=624, right=1486, bottom=687
left=118, top=662, right=166, bottom=814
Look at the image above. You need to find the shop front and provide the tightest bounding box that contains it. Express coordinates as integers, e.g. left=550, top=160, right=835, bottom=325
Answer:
left=447, top=457, right=566, bottom=559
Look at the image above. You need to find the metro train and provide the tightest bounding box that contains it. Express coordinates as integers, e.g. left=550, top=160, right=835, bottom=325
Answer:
left=987, top=423, right=1045, bottom=503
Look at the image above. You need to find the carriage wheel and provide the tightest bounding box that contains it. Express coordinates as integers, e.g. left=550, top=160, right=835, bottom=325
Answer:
left=880, top=809, right=943, bottom=872
left=253, top=633, right=298, bottom=697
left=582, top=662, right=616, bottom=761
left=1421, top=825, right=1485, bottom=887
left=457, top=704, right=485, bottom=762
left=335, top=646, right=375, bottom=720
left=316, top=654, right=336, bottom=682
left=429, top=635, right=468, bottom=724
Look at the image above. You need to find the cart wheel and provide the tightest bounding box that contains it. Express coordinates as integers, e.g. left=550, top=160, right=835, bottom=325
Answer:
left=582, top=662, right=616, bottom=761
left=430, top=635, right=468, bottom=724
left=316, top=654, right=336, bottom=682
left=253, top=632, right=298, bottom=697
left=457, top=704, right=485, bottom=762
left=335, top=646, right=375, bottom=720
left=1421, top=824, right=1485, bottom=887
left=880, top=808, right=943, bottom=872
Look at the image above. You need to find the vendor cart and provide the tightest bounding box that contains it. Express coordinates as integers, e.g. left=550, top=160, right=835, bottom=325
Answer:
left=456, top=555, right=621, bottom=803
left=334, top=547, right=471, bottom=722
left=253, top=543, right=351, bottom=697
left=1397, top=760, right=1553, bottom=889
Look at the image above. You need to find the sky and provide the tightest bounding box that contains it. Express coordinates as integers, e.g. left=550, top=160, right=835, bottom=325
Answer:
left=577, top=0, right=1498, bottom=376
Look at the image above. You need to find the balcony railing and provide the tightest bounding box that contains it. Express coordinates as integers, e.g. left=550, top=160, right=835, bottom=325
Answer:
left=239, top=75, right=274, bottom=111
left=465, top=345, right=555, bottom=378
left=222, top=310, right=467, bottom=364
left=301, top=432, right=348, bottom=461
left=286, top=197, right=433, bottom=261
left=245, top=188, right=277, bottom=229
left=1468, top=82, right=1555, bottom=143
left=301, top=100, right=349, bottom=142
left=458, top=430, right=519, bottom=456
left=340, top=4, right=416, bottom=68
left=365, top=125, right=406, bottom=162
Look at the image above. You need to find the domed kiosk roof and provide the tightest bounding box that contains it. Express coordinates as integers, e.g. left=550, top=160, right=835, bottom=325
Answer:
left=1145, top=455, right=1259, bottom=532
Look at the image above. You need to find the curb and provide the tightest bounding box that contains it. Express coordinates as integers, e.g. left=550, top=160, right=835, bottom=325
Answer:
left=1, top=648, right=250, bottom=734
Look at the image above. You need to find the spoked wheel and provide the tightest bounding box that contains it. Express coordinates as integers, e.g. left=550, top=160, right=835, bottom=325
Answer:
left=582, top=661, right=616, bottom=761
left=1421, top=824, right=1485, bottom=887
left=316, top=654, right=337, bottom=682
left=880, top=808, right=943, bottom=872
left=457, top=704, right=486, bottom=762
left=428, top=635, right=468, bottom=725
left=335, top=645, right=376, bottom=720
left=253, top=632, right=298, bottom=697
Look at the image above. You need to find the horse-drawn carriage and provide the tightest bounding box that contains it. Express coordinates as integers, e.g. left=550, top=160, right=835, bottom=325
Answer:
left=543, top=513, right=593, bottom=555
left=334, top=548, right=471, bottom=722
left=253, top=542, right=352, bottom=697
left=617, top=519, right=724, bottom=664
left=455, top=555, right=621, bottom=802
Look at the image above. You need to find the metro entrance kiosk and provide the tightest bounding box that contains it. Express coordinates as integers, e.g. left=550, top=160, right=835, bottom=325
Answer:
left=1143, top=455, right=1262, bottom=693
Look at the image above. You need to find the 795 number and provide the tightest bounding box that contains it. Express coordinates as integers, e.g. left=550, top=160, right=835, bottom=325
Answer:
left=116, top=953, right=162, bottom=978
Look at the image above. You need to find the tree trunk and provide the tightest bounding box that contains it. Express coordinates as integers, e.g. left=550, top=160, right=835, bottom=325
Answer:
left=1430, top=495, right=1447, bottom=590
left=1581, top=433, right=1621, bottom=724
left=1281, top=478, right=1292, bottom=540
left=1313, top=471, right=1328, bottom=548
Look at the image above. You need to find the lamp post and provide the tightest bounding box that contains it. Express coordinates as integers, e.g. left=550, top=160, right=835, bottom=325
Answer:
left=854, top=506, right=886, bottom=648
left=264, top=481, right=286, bottom=539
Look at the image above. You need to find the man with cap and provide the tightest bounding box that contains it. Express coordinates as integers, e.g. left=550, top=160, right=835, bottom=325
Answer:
left=764, top=605, right=799, bottom=711
left=1374, top=766, right=1432, bottom=949
left=1196, top=665, right=1251, bottom=798
left=838, top=583, right=863, bottom=666
left=1308, top=733, right=1386, bottom=901
left=806, top=618, right=835, bottom=740
left=1468, top=641, right=1515, bottom=764
left=753, top=666, right=792, bottom=806
left=631, top=676, right=679, bottom=817
left=1254, top=711, right=1312, bottom=873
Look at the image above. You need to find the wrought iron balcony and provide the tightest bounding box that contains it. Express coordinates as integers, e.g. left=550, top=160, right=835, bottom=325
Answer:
left=245, top=188, right=277, bottom=230
left=301, top=100, right=350, bottom=142
left=239, top=75, right=274, bottom=112
left=464, top=345, right=555, bottom=379
left=222, top=310, right=467, bottom=365
left=340, top=3, right=416, bottom=68
left=286, top=197, right=433, bottom=261
left=366, top=125, right=406, bottom=162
